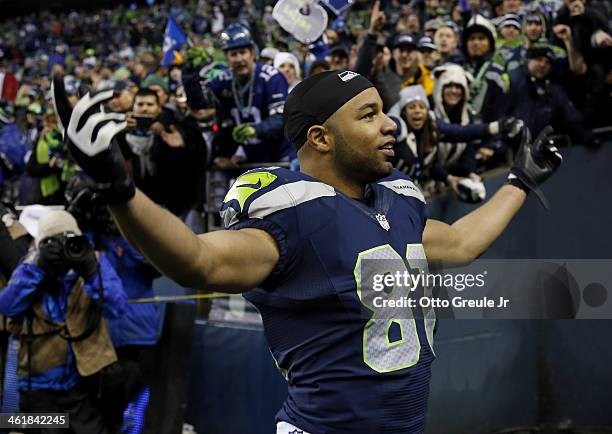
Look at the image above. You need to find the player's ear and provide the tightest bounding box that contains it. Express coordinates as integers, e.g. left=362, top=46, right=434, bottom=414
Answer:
left=306, top=124, right=332, bottom=153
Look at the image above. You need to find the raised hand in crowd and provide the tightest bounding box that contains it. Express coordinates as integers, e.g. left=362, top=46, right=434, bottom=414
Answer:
left=369, top=0, right=386, bottom=34
left=553, top=24, right=573, bottom=43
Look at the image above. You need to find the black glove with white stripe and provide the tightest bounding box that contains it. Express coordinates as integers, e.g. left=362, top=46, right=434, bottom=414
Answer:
left=51, top=74, right=134, bottom=203
left=508, top=125, right=562, bottom=209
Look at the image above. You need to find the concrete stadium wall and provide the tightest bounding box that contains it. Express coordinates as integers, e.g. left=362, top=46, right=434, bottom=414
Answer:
left=181, top=143, right=612, bottom=434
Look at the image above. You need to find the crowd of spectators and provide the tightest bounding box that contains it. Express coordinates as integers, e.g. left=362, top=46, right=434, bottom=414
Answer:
left=0, top=0, right=609, bottom=429
left=0, top=0, right=610, bottom=209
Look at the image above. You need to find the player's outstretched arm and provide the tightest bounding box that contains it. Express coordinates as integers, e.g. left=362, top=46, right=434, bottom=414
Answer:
left=423, top=185, right=526, bottom=261
left=109, top=191, right=279, bottom=292
left=423, top=126, right=562, bottom=262
left=52, top=74, right=279, bottom=293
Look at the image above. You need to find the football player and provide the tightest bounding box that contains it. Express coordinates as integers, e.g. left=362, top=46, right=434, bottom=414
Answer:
left=52, top=70, right=560, bottom=433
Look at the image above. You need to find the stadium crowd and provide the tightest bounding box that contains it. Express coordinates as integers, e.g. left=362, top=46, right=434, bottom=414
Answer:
left=0, top=0, right=610, bottom=431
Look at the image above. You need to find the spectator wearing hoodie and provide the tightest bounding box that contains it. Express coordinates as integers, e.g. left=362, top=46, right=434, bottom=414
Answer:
left=462, top=15, right=509, bottom=124
left=387, top=85, right=505, bottom=197
left=433, top=63, right=515, bottom=171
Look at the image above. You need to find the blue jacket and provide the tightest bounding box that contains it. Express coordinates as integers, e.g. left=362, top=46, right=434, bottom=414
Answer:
left=0, top=252, right=126, bottom=391
left=97, top=235, right=160, bottom=347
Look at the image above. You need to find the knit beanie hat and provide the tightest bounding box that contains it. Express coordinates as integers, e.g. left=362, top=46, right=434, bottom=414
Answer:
left=398, top=85, right=430, bottom=110
left=35, top=210, right=82, bottom=247
left=141, top=74, right=169, bottom=94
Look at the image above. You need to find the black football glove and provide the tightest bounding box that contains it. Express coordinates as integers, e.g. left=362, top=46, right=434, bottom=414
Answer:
left=51, top=74, right=134, bottom=204
left=508, top=125, right=562, bottom=209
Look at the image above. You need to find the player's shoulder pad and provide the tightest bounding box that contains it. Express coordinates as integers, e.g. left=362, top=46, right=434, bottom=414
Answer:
left=376, top=169, right=426, bottom=203
left=220, top=167, right=336, bottom=228
left=259, top=63, right=280, bottom=82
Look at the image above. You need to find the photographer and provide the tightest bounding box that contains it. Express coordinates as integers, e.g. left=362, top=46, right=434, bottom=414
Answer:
left=0, top=210, right=126, bottom=433
left=65, top=176, right=161, bottom=432
left=119, top=88, right=204, bottom=219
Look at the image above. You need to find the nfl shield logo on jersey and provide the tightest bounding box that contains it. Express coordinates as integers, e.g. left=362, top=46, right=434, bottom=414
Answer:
left=376, top=214, right=390, bottom=231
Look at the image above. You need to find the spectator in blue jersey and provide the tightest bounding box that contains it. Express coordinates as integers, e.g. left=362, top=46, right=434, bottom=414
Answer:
left=183, top=23, right=292, bottom=167
left=0, top=210, right=126, bottom=433
left=64, top=176, right=161, bottom=432
left=53, top=69, right=562, bottom=433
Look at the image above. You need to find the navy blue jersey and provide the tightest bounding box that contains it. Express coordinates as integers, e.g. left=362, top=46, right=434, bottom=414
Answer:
left=206, top=62, right=292, bottom=162
left=220, top=168, right=436, bottom=434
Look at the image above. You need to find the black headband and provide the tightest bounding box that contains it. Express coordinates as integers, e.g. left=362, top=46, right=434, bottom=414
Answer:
left=284, top=70, right=374, bottom=150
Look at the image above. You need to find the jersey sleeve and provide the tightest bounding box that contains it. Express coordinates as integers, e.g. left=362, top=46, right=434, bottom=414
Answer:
left=220, top=168, right=333, bottom=289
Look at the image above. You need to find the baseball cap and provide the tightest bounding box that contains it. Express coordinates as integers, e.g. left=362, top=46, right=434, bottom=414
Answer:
left=418, top=36, right=438, bottom=51
left=393, top=33, right=417, bottom=49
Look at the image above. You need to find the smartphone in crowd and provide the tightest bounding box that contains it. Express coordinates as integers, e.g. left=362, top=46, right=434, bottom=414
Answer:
left=126, top=113, right=155, bottom=131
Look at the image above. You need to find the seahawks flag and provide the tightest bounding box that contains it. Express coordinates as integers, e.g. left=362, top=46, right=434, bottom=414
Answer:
left=162, top=14, right=187, bottom=67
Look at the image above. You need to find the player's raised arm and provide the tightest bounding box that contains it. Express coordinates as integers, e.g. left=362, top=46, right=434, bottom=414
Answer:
left=423, top=126, right=562, bottom=262
left=52, top=74, right=279, bottom=293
